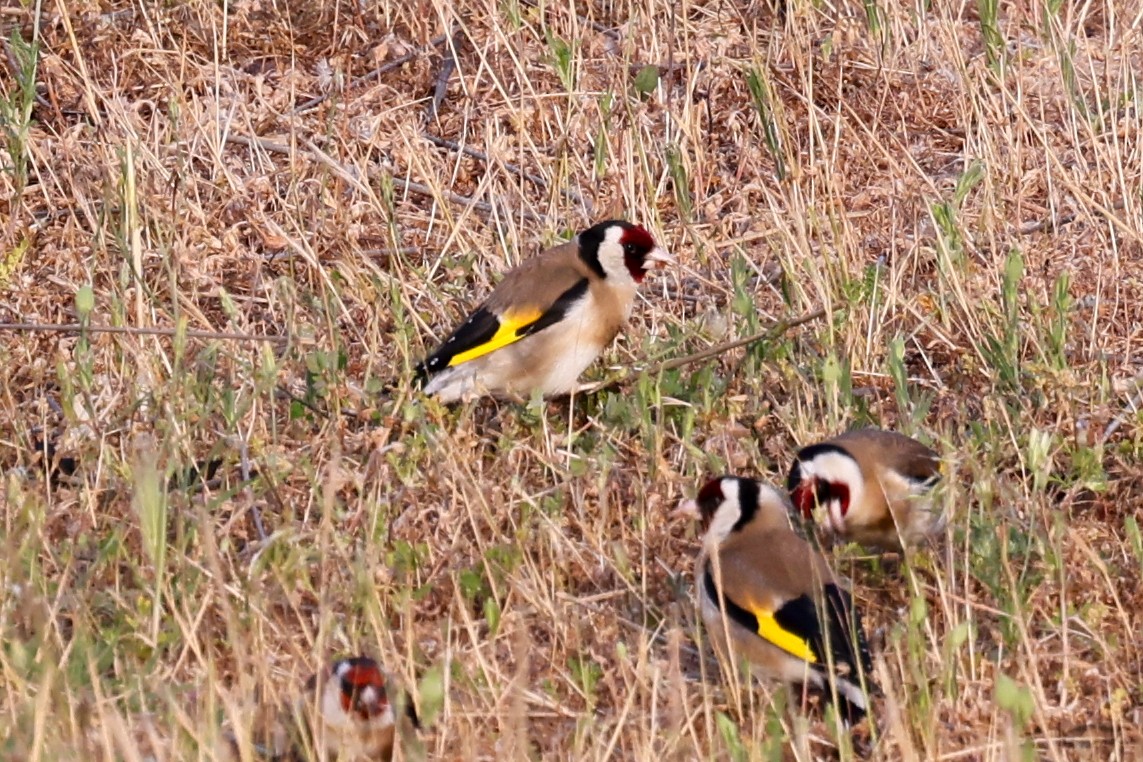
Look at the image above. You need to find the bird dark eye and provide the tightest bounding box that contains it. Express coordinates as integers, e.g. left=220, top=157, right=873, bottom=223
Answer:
left=623, top=243, right=636, bottom=256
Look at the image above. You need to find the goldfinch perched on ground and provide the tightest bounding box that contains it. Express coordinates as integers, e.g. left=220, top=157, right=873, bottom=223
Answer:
left=677, top=477, right=877, bottom=724
left=787, top=428, right=942, bottom=550
left=303, top=656, right=410, bottom=761
left=414, top=219, right=673, bottom=402
left=221, top=656, right=416, bottom=761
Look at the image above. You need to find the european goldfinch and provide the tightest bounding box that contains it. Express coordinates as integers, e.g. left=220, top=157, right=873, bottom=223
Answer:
left=787, top=428, right=942, bottom=550
left=677, top=476, right=877, bottom=724
left=304, top=656, right=419, bottom=761
left=221, top=656, right=415, bottom=761
left=415, top=219, right=673, bottom=402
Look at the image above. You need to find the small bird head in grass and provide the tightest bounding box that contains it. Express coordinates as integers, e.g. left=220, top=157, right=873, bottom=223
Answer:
left=303, top=655, right=418, bottom=761
left=787, top=428, right=943, bottom=551
left=318, top=657, right=393, bottom=726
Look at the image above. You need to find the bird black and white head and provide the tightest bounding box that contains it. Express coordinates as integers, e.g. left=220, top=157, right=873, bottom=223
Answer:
left=676, top=476, right=789, bottom=551
left=787, top=444, right=865, bottom=535
left=320, top=657, right=394, bottom=730
left=577, top=220, right=673, bottom=285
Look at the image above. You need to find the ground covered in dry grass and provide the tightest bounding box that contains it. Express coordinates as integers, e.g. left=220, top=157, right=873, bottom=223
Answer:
left=2, top=0, right=1142, bottom=760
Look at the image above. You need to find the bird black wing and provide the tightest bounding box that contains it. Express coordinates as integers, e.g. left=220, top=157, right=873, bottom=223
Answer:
left=703, top=565, right=821, bottom=664
left=704, top=567, right=877, bottom=723
left=772, top=584, right=874, bottom=681
left=415, top=278, right=590, bottom=381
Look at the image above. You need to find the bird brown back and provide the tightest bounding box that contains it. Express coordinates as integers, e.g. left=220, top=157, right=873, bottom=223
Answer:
left=829, top=428, right=940, bottom=484
left=480, top=240, right=594, bottom=316
left=711, top=520, right=837, bottom=615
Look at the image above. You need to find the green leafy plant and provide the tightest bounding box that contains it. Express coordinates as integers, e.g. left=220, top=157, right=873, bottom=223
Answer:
left=979, top=249, right=1025, bottom=392
left=978, top=0, right=1004, bottom=71
left=665, top=143, right=692, bottom=220
left=547, top=33, right=575, bottom=91
left=745, top=67, right=787, bottom=180
left=0, top=30, right=38, bottom=194
left=632, top=65, right=659, bottom=99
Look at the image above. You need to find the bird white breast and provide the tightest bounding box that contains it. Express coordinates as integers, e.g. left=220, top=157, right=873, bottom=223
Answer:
left=421, top=361, right=477, bottom=401
left=533, top=291, right=612, bottom=395
left=696, top=558, right=729, bottom=648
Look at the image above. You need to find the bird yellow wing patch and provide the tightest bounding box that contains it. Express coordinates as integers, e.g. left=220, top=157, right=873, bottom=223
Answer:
left=754, top=609, right=818, bottom=663
left=447, top=307, right=544, bottom=367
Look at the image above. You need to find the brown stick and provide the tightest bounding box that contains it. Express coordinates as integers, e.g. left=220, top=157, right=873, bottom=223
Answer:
left=659, top=307, right=826, bottom=372
left=423, top=134, right=548, bottom=189
left=1018, top=197, right=1126, bottom=235
left=422, top=133, right=592, bottom=213
left=286, top=32, right=451, bottom=117
left=518, top=0, right=619, bottom=38
left=427, top=28, right=461, bottom=121
left=576, top=307, right=829, bottom=394
left=226, top=133, right=543, bottom=222
left=1, top=36, right=52, bottom=111
left=0, top=323, right=287, bottom=343
left=1018, top=211, right=1077, bottom=235
left=1100, top=372, right=1143, bottom=446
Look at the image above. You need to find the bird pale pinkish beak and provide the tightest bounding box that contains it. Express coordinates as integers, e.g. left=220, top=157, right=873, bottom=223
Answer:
left=645, top=247, right=675, bottom=268
left=671, top=498, right=701, bottom=520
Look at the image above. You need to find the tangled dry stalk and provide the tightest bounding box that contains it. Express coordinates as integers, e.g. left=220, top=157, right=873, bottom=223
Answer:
left=1, top=0, right=1141, bottom=760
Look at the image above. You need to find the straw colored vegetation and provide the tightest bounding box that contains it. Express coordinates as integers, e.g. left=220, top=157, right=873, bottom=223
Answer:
left=2, top=0, right=1141, bottom=759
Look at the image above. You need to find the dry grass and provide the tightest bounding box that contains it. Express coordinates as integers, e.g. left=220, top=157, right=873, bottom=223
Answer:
left=2, top=0, right=1142, bottom=759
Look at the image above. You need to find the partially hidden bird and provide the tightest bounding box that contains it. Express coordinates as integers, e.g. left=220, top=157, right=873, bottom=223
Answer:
left=414, top=219, right=673, bottom=403
left=677, top=476, right=878, bottom=724
left=787, top=428, right=942, bottom=550
left=220, top=656, right=418, bottom=761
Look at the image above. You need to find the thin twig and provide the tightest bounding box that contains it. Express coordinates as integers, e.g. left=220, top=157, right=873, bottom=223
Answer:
left=226, top=132, right=544, bottom=222
left=361, top=247, right=419, bottom=258
left=577, top=307, right=829, bottom=394
left=519, top=0, right=619, bottom=38
left=273, top=385, right=335, bottom=420
left=657, top=307, right=827, bottom=372
left=422, top=133, right=591, bottom=213
left=666, top=6, right=675, bottom=111
left=1018, top=211, right=1077, bottom=235
left=1018, top=197, right=1130, bottom=235
left=300, top=137, right=369, bottom=189
left=0, top=323, right=287, bottom=343
left=286, top=32, right=451, bottom=117
left=29, top=207, right=77, bottom=232
left=1100, top=373, right=1143, bottom=446
left=427, top=28, right=461, bottom=121
left=237, top=438, right=268, bottom=542
left=226, top=133, right=292, bottom=155
left=397, top=176, right=534, bottom=218
left=263, top=247, right=420, bottom=264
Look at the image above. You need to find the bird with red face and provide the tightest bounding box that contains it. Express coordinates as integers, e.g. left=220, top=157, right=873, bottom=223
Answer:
left=415, top=219, right=673, bottom=403
left=677, top=476, right=877, bottom=725
left=304, top=656, right=408, bottom=761
left=220, top=656, right=416, bottom=761
left=787, top=428, right=942, bottom=550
